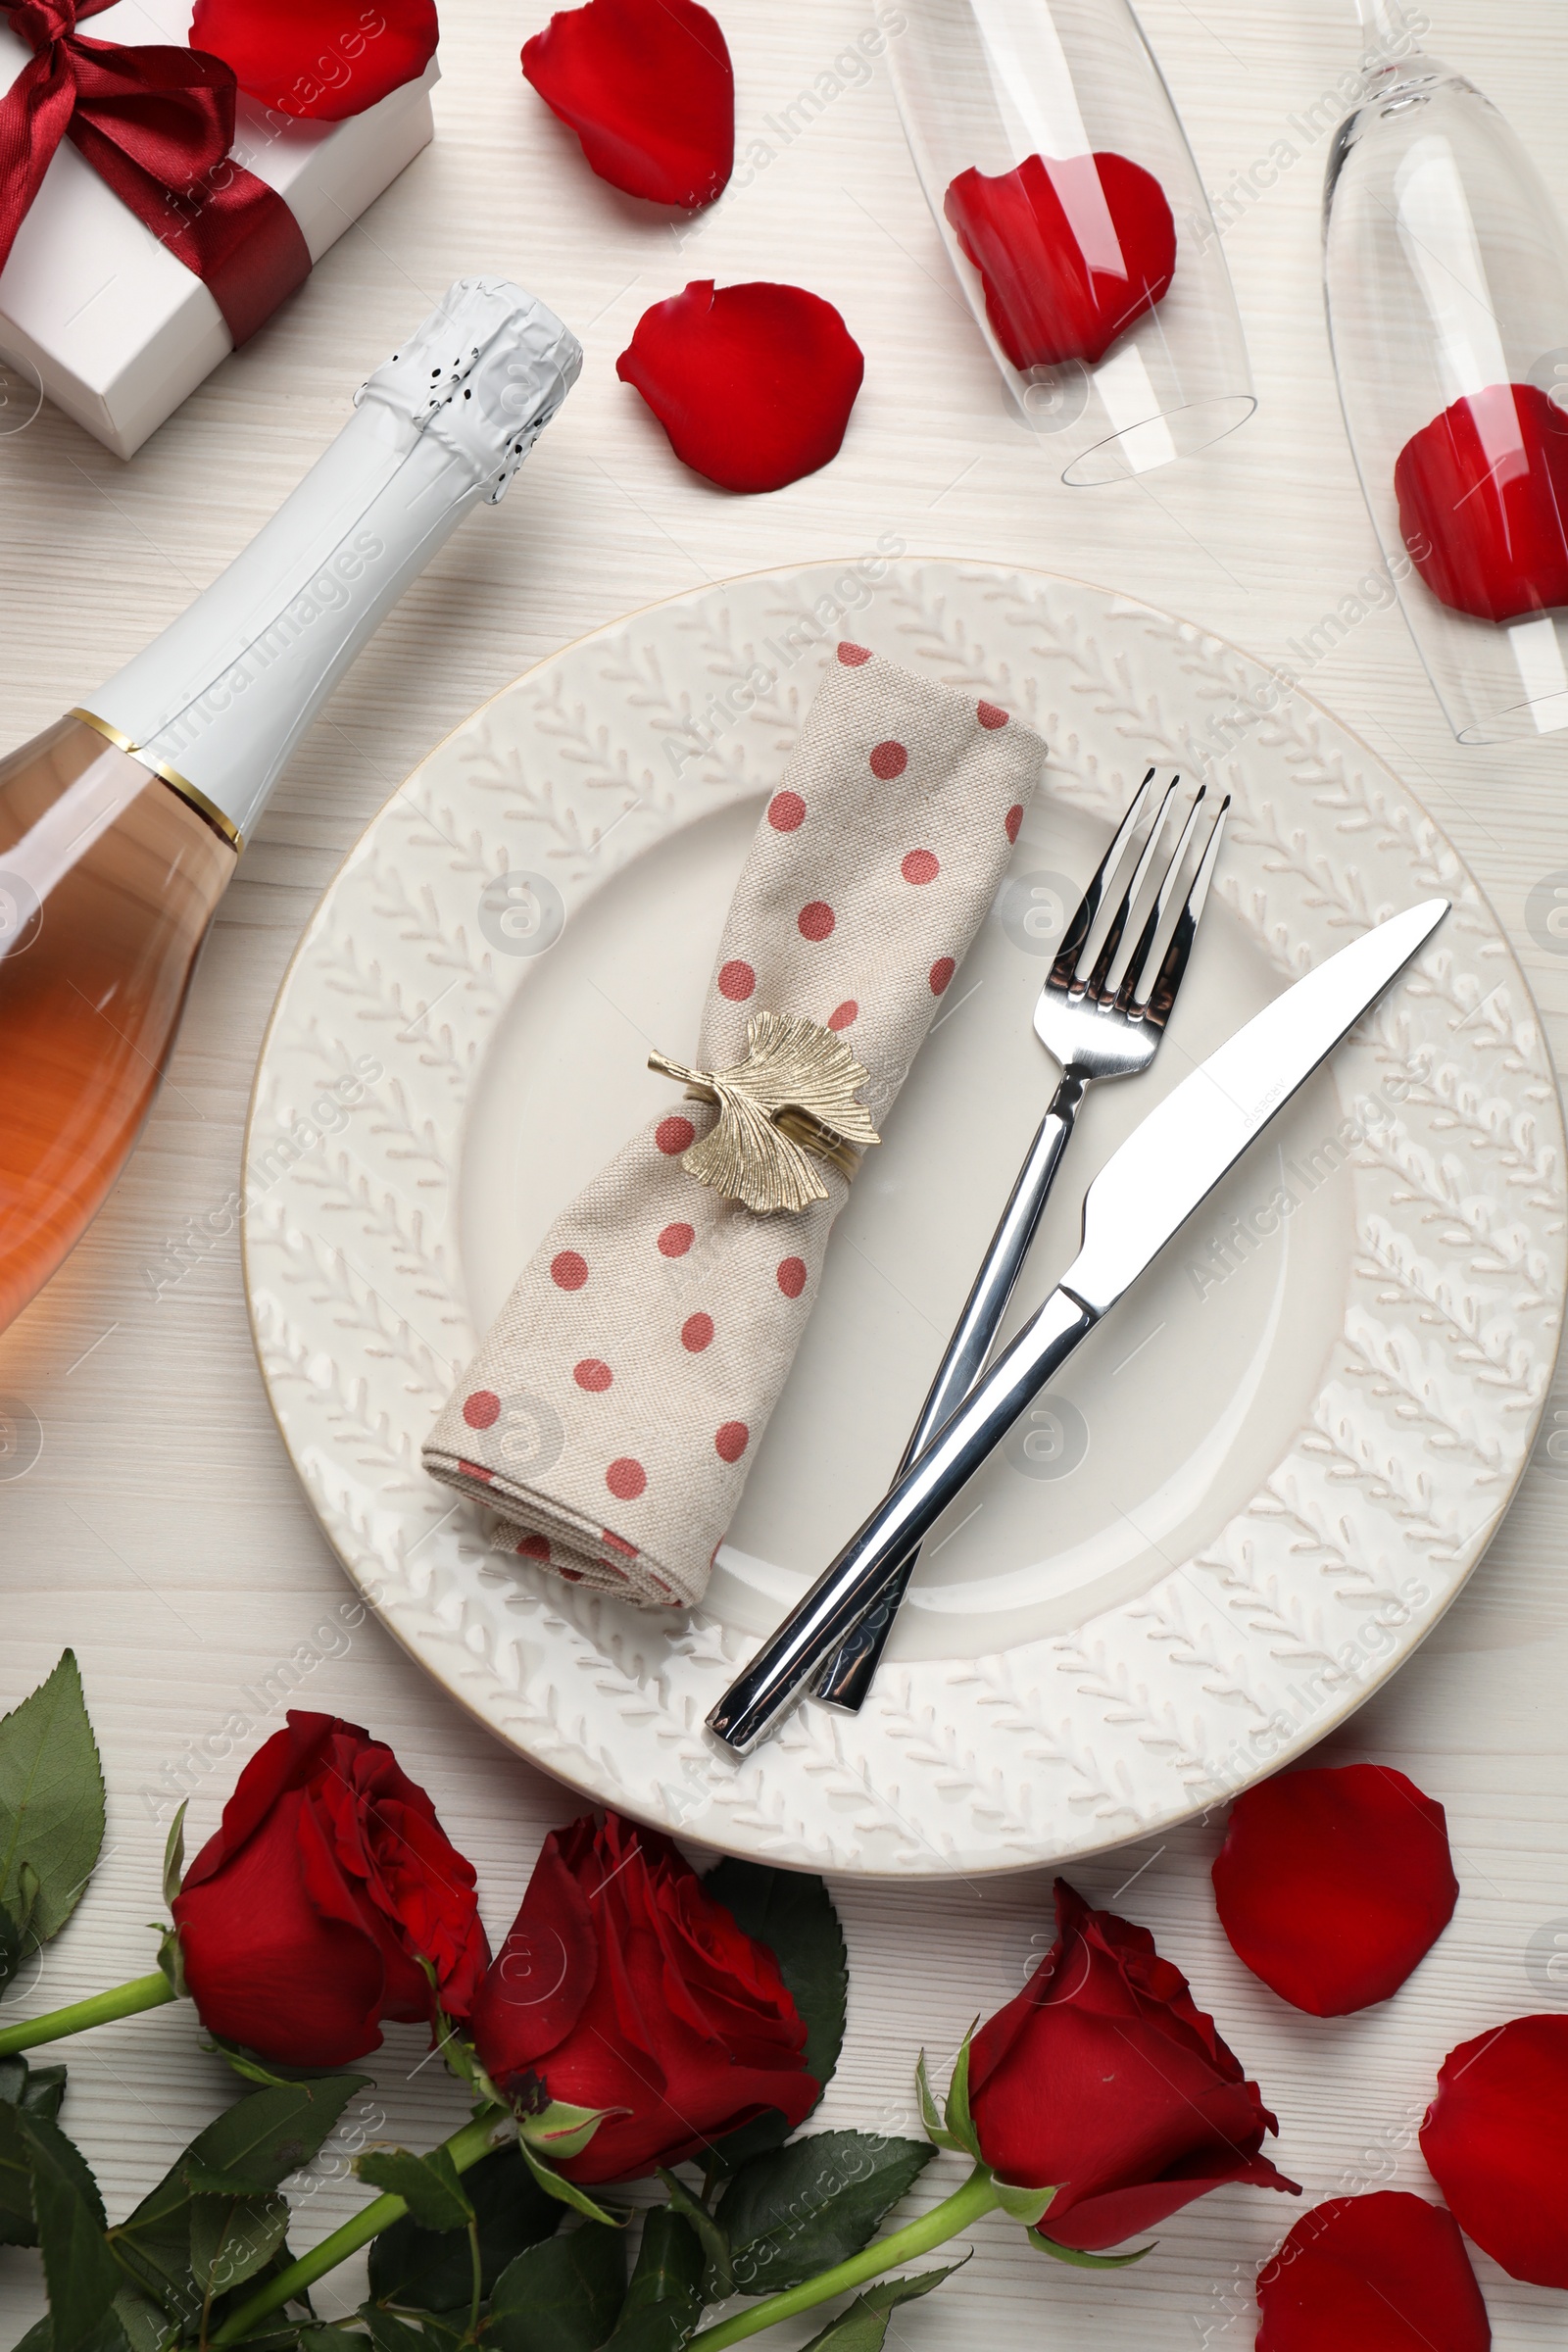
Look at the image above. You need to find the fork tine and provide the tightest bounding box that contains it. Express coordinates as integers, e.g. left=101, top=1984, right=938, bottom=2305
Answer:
left=1132, top=795, right=1230, bottom=1026
left=1116, top=785, right=1207, bottom=1012
left=1083, top=775, right=1179, bottom=1002
left=1048, top=768, right=1159, bottom=993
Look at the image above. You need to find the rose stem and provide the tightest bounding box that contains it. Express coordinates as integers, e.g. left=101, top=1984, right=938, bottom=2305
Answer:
left=208, top=2108, right=510, bottom=2349
left=685, top=2167, right=1003, bottom=2352
left=0, top=1970, right=176, bottom=2054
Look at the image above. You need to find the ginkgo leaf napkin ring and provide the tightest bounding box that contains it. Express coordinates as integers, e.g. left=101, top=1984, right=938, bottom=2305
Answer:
left=648, top=1010, right=881, bottom=1214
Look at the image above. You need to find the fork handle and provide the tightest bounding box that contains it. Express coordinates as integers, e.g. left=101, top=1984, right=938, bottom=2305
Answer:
left=814, top=1072, right=1084, bottom=1711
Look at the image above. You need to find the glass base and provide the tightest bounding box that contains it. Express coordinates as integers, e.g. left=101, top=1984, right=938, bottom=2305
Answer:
left=1062, top=389, right=1257, bottom=486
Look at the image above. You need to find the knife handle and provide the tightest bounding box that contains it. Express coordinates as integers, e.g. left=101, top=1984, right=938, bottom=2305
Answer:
left=708, top=1281, right=1099, bottom=1755
left=814, top=1081, right=1082, bottom=1710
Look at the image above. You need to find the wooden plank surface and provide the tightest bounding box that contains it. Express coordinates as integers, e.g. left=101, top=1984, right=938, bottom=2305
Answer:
left=3, top=3, right=1567, bottom=2343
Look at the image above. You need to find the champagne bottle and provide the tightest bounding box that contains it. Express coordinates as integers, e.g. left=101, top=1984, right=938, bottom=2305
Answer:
left=0, top=277, right=580, bottom=1336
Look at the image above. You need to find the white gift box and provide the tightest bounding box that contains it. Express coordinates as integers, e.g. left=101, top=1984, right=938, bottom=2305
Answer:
left=0, top=0, right=436, bottom=458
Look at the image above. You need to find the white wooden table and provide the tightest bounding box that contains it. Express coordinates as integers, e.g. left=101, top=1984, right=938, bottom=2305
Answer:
left=3, top=3, right=1566, bottom=2343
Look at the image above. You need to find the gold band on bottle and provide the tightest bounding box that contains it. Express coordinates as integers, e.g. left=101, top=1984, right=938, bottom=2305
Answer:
left=69, top=707, right=244, bottom=853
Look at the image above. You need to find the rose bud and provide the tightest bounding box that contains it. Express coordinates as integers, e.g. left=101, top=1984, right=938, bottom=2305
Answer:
left=1211, top=1762, right=1458, bottom=2016
left=172, top=1712, right=490, bottom=2066
left=1420, top=2013, right=1568, bottom=2288
left=1256, top=2191, right=1491, bottom=2352
left=471, top=1812, right=817, bottom=2181
left=967, top=1879, right=1298, bottom=2254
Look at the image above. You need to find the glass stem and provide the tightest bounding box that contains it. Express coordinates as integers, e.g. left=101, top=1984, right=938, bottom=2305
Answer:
left=0, top=1971, right=176, bottom=2054
left=207, top=2108, right=512, bottom=2348
left=684, top=2167, right=1003, bottom=2352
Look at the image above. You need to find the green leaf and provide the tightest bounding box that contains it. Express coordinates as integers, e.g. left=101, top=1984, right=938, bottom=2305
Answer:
left=942, top=2028, right=981, bottom=2163
left=368, top=2141, right=561, bottom=2314
left=183, top=2077, right=369, bottom=2193
left=517, top=2136, right=625, bottom=2230
left=1028, top=2227, right=1155, bottom=2269
left=0, top=1654, right=107, bottom=1947
left=0, top=2053, right=68, bottom=2121
left=701, top=1864, right=846, bottom=2173
left=361, top=2309, right=441, bottom=2352
left=356, top=2145, right=472, bottom=2234
left=161, top=1803, right=187, bottom=1910
left=487, top=2224, right=628, bottom=2352
left=190, top=2189, right=288, bottom=2299
left=19, top=2107, right=121, bottom=2352
left=602, top=2208, right=705, bottom=2352
left=655, top=2173, right=731, bottom=2300
left=716, top=2133, right=933, bottom=2296
left=109, top=2287, right=168, bottom=2352
left=107, top=2159, right=202, bottom=2320
left=0, top=2094, right=38, bottom=2247
left=799, top=2262, right=963, bottom=2352
left=912, top=2053, right=958, bottom=2153
left=303, top=2330, right=372, bottom=2352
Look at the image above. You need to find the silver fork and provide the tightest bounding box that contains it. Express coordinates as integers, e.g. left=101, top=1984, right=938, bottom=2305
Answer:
left=814, top=766, right=1229, bottom=1710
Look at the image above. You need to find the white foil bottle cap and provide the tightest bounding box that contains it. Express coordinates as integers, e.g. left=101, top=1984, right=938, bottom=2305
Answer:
left=358, top=276, right=583, bottom=501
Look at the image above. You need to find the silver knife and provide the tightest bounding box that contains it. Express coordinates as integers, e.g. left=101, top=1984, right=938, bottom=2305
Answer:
left=709, top=896, right=1449, bottom=1755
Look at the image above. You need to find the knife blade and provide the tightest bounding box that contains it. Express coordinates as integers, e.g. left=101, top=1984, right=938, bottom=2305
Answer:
left=708, top=895, right=1449, bottom=1755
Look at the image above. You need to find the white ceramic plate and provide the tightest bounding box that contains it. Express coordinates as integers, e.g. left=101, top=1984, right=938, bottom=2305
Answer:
left=243, top=561, right=1566, bottom=1877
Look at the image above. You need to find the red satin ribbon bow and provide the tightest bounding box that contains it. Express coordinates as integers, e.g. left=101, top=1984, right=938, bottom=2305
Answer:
left=0, top=0, right=310, bottom=346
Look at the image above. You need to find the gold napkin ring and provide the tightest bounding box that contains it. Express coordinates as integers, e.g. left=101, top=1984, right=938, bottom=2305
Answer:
left=649, top=1010, right=881, bottom=1214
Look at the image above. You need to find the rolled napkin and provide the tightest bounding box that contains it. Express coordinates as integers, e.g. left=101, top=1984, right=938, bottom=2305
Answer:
left=422, top=642, right=1046, bottom=1607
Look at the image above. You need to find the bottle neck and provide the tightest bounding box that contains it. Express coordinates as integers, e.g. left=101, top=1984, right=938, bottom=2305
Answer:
left=86, top=278, right=580, bottom=847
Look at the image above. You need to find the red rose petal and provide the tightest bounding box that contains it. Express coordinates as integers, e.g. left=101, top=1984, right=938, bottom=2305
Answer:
left=1256, top=2193, right=1490, bottom=2352
left=1211, top=1763, right=1458, bottom=2016
left=945, top=151, right=1176, bottom=370
left=1396, top=381, right=1568, bottom=623
left=191, top=0, right=438, bottom=119
left=1421, top=2015, right=1568, bottom=2287
left=521, top=0, right=734, bottom=210
left=617, top=281, right=864, bottom=493
left=718, top=957, right=756, bottom=1001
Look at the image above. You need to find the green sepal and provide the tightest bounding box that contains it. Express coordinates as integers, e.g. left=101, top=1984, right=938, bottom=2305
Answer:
left=942, top=2025, right=982, bottom=2162
left=155, top=1922, right=186, bottom=1999
left=205, top=2038, right=368, bottom=2089
left=516, top=2132, right=625, bottom=2229
left=655, top=2171, right=732, bottom=2299
left=1027, top=2227, right=1155, bottom=2268
left=799, top=2259, right=965, bottom=2351
left=991, top=2177, right=1057, bottom=2228
left=355, top=2145, right=473, bottom=2233
left=516, top=2098, right=620, bottom=2163
left=913, top=2052, right=959, bottom=2152
left=161, top=1803, right=187, bottom=1910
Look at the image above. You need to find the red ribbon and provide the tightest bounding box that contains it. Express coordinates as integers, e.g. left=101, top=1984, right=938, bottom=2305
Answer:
left=0, top=0, right=311, bottom=347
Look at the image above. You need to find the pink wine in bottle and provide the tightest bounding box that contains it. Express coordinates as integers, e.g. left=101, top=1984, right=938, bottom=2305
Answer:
left=0, top=277, right=580, bottom=1335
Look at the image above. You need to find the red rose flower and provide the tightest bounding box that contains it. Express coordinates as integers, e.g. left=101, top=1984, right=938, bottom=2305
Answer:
left=1396, top=382, right=1568, bottom=623
left=616, top=281, right=863, bottom=492
left=944, top=151, right=1176, bottom=371
left=522, top=0, right=734, bottom=211
left=1211, top=1763, right=1458, bottom=2016
left=1420, top=2014, right=1568, bottom=2287
left=1256, top=2192, right=1490, bottom=2352
left=172, top=1712, right=489, bottom=2066
left=470, top=1813, right=817, bottom=2181
left=966, top=1879, right=1298, bottom=2254
left=190, top=0, right=438, bottom=122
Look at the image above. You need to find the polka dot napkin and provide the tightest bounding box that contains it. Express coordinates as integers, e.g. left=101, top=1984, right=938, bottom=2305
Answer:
left=421, top=644, right=1045, bottom=1608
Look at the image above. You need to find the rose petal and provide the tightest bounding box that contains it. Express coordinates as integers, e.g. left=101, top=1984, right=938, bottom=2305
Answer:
left=1420, top=2014, right=1568, bottom=2288
left=1396, top=381, right=1568, bottom=622
left=617, top=280, right=864, bottom=492
left=1211, top=1762, right=1458, bottom=2016
left=944, top=151, right=1175, bottom=370
left=1256, top=2193, right=1491, bottom=2352
left=190, top=0, right=438, bottom=120
left=522, top=0, right=733, bottom=210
